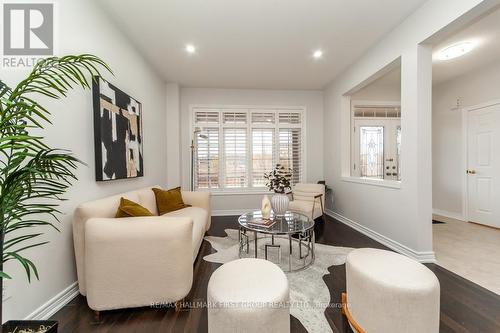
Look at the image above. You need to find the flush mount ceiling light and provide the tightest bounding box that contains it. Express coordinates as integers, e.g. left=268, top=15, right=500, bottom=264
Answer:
left=436, top=41, right=476, bottom=60
left=313, top=49, right=323, bottom=59
left=185, top=44, right=196, bottom=54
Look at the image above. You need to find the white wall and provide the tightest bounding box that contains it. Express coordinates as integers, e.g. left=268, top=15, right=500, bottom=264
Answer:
left=180, top=88, right=324, bottom=212
left=351, top=83, right=401, bottom=101
left=323, top=0, right=492, bottom=261
left=433, top=59, right=500, bottom=218
left=166, top=83, right=182, bottom=187
left=0, top=0, right=167, bottom=321
left=351, top=68, right=401, bottom=101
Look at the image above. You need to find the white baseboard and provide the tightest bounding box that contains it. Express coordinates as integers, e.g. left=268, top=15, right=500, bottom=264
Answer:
left=212, top=209, right=248, bottom=216
left=432, top=208, right=465, bottom=221
left=25, top=282, right=79, bottom=320
left=325, top=209, right=436, bottom=263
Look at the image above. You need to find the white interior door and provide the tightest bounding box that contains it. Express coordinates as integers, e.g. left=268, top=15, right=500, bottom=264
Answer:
left=467, top=103, right=500, bottom=228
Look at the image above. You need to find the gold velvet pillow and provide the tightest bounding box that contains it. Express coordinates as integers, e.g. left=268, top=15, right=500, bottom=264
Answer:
left=115, top=197, right=154, bottom=218
left=152, top=187, right=190, bottom=215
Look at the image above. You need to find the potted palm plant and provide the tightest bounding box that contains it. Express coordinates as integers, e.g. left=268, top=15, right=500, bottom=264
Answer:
left=0, top=55, right=111, bottom=331
left=264, top=164, right=293, bottom=216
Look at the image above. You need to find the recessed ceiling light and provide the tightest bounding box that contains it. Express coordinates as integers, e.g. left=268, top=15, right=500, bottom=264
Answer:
left=185, top=44, right=196, bottom=54
left=436, top=41, right=476, bottom=60
left=313, top=49, right=323, bottom=59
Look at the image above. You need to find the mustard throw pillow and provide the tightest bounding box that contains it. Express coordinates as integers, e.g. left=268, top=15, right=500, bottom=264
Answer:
left=115, top=197, right=154, bottom=218
left=152, top=187, right=190, bottom=215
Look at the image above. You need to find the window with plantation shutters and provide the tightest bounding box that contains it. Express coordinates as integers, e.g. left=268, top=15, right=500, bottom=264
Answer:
left=194, top=128, right=219, bottom=189
left=279, top=128, right=301, bottom=184
left=252, top=128, right=274, bottom=187
left=223, top=128, right=247, bottom=188
left=192, top=107, right=304, bottom=191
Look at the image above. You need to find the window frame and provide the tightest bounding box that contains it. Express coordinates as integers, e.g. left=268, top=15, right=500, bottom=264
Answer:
left=346, top=100, right=402, bottom=189
left=190, top=105, right=306, bottom=194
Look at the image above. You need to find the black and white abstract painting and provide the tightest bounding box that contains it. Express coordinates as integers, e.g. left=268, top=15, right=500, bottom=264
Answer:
left=92, top=77, right=144, bottom=181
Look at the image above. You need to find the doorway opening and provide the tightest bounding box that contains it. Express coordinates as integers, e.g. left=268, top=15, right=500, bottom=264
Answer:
left=431, top=5, right=500, bottom=295
left=344, top=60, right=402, bottom=185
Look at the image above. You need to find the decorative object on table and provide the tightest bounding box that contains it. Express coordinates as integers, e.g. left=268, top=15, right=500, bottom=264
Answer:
left=93, top=76, right=143, bottom=181
left=261, top=195, right=271, bottom=219
left=0, top=55, right=110, bottom=325
left=203, top=229, right=354, bottom=333
left=246, top=217, right=277, bottom=229
left=2, top=320, right=58, bottom=333
left=264, top=164, right=292, bottom=216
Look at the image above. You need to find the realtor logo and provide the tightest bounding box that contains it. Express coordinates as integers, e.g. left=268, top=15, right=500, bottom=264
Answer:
left=3, top=3, right=53, bottom=56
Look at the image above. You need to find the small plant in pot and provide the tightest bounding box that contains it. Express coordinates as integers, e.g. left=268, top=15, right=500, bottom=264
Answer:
left=264, top=164, right=292, bottom=217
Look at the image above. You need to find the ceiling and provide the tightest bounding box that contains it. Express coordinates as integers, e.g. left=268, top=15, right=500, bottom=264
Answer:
left=96, top=0, right=426, bottom=90
left=432, top=6, right=500, bottom=85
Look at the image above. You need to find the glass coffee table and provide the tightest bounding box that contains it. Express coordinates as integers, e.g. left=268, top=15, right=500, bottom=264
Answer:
left=238, top=211, right=315, bottom=272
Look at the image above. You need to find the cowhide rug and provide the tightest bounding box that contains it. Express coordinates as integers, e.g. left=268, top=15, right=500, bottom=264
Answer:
left=203, top=229, right=354, bottom=333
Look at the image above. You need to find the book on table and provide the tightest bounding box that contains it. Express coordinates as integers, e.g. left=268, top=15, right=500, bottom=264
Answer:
left=247, top=218, right=277, bottom=228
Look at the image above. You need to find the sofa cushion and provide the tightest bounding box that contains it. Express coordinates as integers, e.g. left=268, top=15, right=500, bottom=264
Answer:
left=163, top=206, right=208, bottom=261
left=153, top=187, right=190, bottom=215
left=115, top=197, right=154, bottom=218
left=137, top=187, right=160, bottom=215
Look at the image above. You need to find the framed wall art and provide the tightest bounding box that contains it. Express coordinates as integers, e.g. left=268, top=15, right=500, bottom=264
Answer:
left=92, top=77, right=144, bottom=181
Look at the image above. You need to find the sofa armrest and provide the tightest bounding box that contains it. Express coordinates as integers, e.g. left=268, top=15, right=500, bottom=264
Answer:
left=182, top=191, right=212, bottom=228
left=84, top=216, right=194, bottom=311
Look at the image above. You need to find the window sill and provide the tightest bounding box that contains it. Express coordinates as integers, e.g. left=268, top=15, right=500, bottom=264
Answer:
left=341, top=176, right=401, bottom=189
left=196, top=189, right=272, bottom=196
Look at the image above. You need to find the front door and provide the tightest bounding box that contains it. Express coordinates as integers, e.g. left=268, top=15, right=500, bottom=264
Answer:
left=467, top=102, right=500, bottom=228
left=352, top=118, right=401, bottom=180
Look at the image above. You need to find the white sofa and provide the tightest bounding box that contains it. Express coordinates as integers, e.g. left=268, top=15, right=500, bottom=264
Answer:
left=73, top=185, right=211, bottom=311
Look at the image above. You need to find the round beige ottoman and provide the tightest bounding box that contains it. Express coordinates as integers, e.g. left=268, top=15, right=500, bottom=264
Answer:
left=207, top=258, right=290, bottom=333
left=344, top=248, right=440, bottom=333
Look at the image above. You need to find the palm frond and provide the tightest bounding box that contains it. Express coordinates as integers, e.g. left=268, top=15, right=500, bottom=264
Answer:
left=0, top=54, right=111, bottom=281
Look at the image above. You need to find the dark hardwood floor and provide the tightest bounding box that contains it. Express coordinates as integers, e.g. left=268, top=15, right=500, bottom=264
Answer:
left=51, top=215, right=500, bottom=333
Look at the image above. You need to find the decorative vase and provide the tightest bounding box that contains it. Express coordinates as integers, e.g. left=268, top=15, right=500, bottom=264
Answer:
left=261, top=195, right=271, bottom=219
left=271, top=193, right=289, bottom=217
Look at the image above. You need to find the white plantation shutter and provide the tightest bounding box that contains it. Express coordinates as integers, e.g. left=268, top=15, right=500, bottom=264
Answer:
left=223, top=128, right=247, bottom=188
left=252, top=128, right=274, bottom=187
left=223, top=111, right=247, bottom=124
left=278, top=111, right=301, bottom=124
left=194, top=110, right=219, bottom=124
left=193, top=107, right=304, bottom=191
left=252, top=112, right=275, bottom=124
left=195, top=128, right=219, bottom=189
left=279, top=128, right=302, bottom=184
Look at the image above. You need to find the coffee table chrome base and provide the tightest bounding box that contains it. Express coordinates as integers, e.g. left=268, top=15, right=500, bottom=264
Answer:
left=238, top=227, right=315, bottom=273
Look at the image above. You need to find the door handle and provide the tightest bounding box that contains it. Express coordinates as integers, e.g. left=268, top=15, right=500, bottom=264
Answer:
left=466, top=169, right=476, bottom=174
